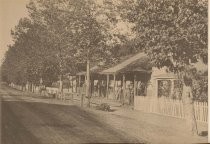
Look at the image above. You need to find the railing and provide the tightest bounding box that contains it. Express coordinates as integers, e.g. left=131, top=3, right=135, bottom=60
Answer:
left=134, top=96, right=208, bottom=123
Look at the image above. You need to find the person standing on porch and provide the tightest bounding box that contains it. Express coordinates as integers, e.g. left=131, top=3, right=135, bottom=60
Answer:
left=101, top=81, right=106, bottom=98
left=182, top=76, right=198, bottom=136
left=124, top=83, right=133, bottom=105
left=129, top=83, right=134, bottom=105
left=116, top=84, right=122, bottom=101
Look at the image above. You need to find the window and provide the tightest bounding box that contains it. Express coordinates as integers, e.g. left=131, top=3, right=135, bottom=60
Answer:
left=157, top=80, right=172, bottom=98
left=172, top=80, right=182, bottom=100
left=136, top=81, right=146, bottom=96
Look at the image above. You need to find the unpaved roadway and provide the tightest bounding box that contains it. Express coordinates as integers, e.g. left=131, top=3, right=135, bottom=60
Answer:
left=0, top=85, right=142, bottom=144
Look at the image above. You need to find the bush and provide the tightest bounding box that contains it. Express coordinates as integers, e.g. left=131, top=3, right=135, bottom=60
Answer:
left=192, top=76, right=208, bottom=102
left=96, top=103, right=111, bottom=111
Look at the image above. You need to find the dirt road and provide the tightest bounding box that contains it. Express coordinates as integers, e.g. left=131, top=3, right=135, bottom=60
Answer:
left=0, top=86, right=142, bottom=144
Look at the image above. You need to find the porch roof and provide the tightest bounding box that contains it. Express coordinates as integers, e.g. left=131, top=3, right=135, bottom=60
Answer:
left=100, top=53, right=150, bottom=75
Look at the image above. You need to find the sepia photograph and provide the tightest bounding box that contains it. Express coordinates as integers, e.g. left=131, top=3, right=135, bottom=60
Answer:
left=0, top=0, right=208, bottom=143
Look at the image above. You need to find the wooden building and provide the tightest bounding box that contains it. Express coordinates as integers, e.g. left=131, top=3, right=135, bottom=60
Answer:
left=75, top=52, right=153, bottom=104
left=74, top=52, right=180, bottom=104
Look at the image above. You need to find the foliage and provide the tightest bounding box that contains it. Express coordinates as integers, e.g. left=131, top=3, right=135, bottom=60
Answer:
left=172, top=80, right=182, bottom=100
left=1, top=0, right=120, bottom=95
left=192, top=76, right=208, bottom=102
left=1, top=17, right=59, bottom=86
left=171, top=74, right=207, bottom=102
left=120, top=0, right=207, bottom=73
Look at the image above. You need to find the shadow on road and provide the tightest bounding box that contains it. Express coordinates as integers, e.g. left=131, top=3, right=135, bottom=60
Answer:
left=1, top=99, right=142, bottom=144
left=2, top=101, right=42, bottom=144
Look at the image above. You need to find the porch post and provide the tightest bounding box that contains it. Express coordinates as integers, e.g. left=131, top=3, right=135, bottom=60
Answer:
left=98, top=76, right=101, bottom=97
left=134, top=74, right=137, bottom=96
left=91, top=76, right=94, bottom=96
left=155, top=79, right=158, bottom=97
left=75, top=76, right=77, bottom=93
left=122, top=74, right=126, bottom=104
left=106, top=74, right=109, bottom=99
left=113, top=74, right=116, bottom=99
left=71, top=76, right=74, bottom=93
left=78, top=75, right=81, bottom=93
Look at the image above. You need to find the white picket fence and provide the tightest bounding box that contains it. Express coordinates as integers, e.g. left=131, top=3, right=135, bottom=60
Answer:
left=134, top=96, right=208, bottom=123
left=45, top=87, right=71, bottom=94
left=46, top=87, right=59, bottom=94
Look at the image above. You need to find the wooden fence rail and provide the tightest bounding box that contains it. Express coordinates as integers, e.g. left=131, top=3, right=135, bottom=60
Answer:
left=134, top=96, right=208, bottom=123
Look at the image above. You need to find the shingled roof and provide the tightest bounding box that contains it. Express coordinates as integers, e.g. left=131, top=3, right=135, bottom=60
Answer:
left=76, top=52, right=152, bottom=76
left=100, top=53, right=149, bottom=74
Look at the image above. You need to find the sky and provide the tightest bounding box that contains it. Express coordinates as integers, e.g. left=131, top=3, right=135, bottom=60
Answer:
left=0, top=0, right=29, bottom=64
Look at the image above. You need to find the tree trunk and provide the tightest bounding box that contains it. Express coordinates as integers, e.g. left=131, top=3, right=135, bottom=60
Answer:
left=58, top=48, right=63, bottom=98
left=86, top=59, right=91, bottom=107
left=71, top=76, right=74, bottom=93
left=78, top=75, right=81, bottom=93
left=122, top=74, right=126, bottom=105
left=59, top=55, right=63, bottom=98
left=59, top=75, right=63, bottom=94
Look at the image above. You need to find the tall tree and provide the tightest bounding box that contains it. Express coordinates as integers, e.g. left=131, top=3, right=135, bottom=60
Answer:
left=120, top=0, right=207, bottom=74
left=27, top=0, right=118, bottom=106
left=26, top=0, right=82, bottom=94
left=1, top=17, right=61, bottom=88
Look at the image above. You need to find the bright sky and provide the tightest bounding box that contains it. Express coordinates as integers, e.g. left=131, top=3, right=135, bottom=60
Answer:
left=0, top=0, right=29, bottom=64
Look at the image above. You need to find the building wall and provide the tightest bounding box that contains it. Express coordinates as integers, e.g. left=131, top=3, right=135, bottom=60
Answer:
left=146, top=67, right=176, bottom=97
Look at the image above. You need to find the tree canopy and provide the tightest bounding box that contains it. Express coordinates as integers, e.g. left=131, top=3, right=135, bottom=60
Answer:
left=120, top=0, right=207, bottom=73
left=1, top=0, right=121, bottom=87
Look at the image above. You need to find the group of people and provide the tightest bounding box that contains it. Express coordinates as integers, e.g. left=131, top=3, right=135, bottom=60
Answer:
left=115, top=83, right=134, bottom=105
left=92, top=80, right=135, bottom=104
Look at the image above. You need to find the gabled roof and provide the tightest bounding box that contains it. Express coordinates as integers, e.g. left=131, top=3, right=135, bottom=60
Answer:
left=100, top=53, right=148, bottom=74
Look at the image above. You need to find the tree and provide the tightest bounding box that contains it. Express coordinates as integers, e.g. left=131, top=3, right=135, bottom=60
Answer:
left=118, top=0, right=207, bottom=101
left=121, top=0, right=207, bottom=73
left=1, top=0, right=137, bottom=104
left=1, top=17, right=61, bottom=89
left=51, top=0, right=115, bottom=107
left=28, top=0, right=119, bottom=106
left=26, top=0, right=85, bottom=94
